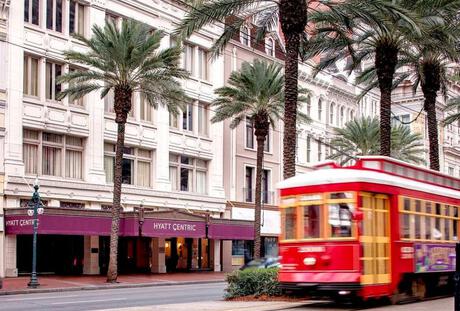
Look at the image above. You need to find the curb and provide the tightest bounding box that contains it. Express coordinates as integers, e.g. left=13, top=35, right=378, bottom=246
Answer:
left=0, top=279, right=225, bottom=296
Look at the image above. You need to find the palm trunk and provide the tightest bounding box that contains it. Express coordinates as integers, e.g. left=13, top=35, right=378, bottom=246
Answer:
left=107, top=86, right=131, bottom=283
left=254, top=134, right=266, bottom=260
left=279, top=0, right=307, bottom=180
left=421, top=62, right=441, bottom=171
left=282, top=32, right=300, bottom=179
left=375, top=45, right=398, bottom=157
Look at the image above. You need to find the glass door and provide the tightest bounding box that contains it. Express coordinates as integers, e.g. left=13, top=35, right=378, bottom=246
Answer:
left=360, top=193, right=391, bottom=285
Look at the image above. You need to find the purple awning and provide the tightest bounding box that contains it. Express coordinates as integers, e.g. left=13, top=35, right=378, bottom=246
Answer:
left=208, top=222, right=254, bottom=240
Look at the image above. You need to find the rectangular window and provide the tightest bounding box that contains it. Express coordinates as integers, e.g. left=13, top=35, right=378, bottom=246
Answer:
left=60, top=201, right=84, bottom=209
left=69, top=67, right=84, bottom=107
left=197, top=47, right=208, bottom=80
left=262, top=169, right=270, bottom=204
left=318, top=100, right=322, bottom=121
left=245, top=166, right=254, bottom=202
left=104, top=89, right=115, bottom=113
left=46, top=0, right=63, bottom=32
left=306, top=137, right=311, bottom=162
left=23, top=130, right=83, bottom=179
left=140, top=94, right=154, bottom=123
left=197, top=102, right=208, bottom=136
left=283, top=207, right=297, bottom=240
left=182, top=103, right=193, bottom=131
left=45, top=61, right=62, bottom=101
left=169, top=154, right=207, bottom=194
left=69, top=0, right=85, bottom=36
left=183, top=43, right=195, bottom=76
left=23, top=55, right=39, bottom=97
left=104, top=143, right=152, bottom=187
left=304, top=205, right=320, bottom=238
left=317, top=141, right=322, bottom=161
left=246, top=117, right=254, bottom=149
left=24, top=0, right=40, bottom=25
left=264, top=130, right=270, bottom=152
left=169, top=112, right=179, bottom=129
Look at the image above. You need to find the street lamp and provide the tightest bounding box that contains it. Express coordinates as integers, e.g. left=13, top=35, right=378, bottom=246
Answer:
left=27, top=178, right=44, bottom=288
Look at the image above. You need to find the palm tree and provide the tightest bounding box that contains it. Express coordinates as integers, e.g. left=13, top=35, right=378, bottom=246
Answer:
left=212, top=60, right=309, bottom=259
left=306, top=0, right=423, bottom=157
left=57, top=19, right=189, bottom=282
left=329, top=117, right=425, bottom=165
left=175, top=0, right=307, bottom=179
left=347, top=2, right=460, bottom=171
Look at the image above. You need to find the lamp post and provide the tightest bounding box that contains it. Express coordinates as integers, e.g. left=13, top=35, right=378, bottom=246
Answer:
left=27, top=178, right=44, bottom=288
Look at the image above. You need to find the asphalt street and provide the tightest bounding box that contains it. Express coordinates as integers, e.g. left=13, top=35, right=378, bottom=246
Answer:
left=0, top=283, right=453, bottom=311
left=0, top=282, right=227, bottom=311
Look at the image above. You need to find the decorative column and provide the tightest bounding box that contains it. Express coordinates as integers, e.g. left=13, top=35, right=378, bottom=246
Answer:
left=154, top=34, right=172, bottom=191
left=85, top=2, right=106, bottom=183
left=213, top=239, right=221, bottom=272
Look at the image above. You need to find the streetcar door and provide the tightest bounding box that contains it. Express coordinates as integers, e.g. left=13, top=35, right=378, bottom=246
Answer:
left=360, top=193, right=391, bottom=285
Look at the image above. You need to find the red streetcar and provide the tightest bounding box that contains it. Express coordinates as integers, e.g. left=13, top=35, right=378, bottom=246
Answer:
left=277, top=156, right=459, bottom=302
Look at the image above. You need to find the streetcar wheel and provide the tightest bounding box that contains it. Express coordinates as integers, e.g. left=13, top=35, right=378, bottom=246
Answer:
left=411, top=278, right=426, bottom=300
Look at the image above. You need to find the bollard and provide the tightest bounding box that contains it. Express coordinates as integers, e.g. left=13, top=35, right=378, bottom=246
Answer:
left=455, top=243, right=460, bottom=311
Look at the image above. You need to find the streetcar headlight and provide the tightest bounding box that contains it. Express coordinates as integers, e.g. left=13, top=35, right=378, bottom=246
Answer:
left=303, top=257, right=316, bottom=266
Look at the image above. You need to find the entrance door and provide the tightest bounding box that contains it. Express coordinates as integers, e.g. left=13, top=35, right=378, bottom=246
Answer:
left=360, top=193, right=391, bottom=285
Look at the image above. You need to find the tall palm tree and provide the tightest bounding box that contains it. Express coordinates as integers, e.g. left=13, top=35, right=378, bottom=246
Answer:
left=212, top=60, right=309, bottom=258
left=57, top=19, right=189, bottom=282
left=329, top=117, right=425, bottom=165
left=306, top=0, right=423, bottom=157
left=176, top=0, right=307, bottom=179
left=348, top=2, right=460, bottom=171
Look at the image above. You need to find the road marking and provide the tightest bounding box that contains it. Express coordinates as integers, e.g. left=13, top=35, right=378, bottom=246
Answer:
left=51, top=298, right=126, bottom=305
left=4, top=295, right=79, bottom=302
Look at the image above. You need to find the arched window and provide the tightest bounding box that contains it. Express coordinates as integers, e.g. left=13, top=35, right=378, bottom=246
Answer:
left=318, top=99, right=322, bottom=121
left=340, top=106, right=345, bottom=126
left=240, top=26, right=250, bottom=46
left=350, top=110, right=355, bottom=120
left=265, top=37, right=275, bottom=57
left=330, top=103, right=335, bottom=124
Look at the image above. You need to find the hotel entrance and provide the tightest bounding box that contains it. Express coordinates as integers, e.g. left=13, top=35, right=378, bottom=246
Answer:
left=165, top=237, right=211, bottom=272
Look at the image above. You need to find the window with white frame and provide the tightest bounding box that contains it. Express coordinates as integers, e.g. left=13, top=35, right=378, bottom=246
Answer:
left=140, top=94, right=155, bottom=123
left=45, top=60, right=62, bottom=101
left=244, top=166, right=270, bottom=204
left=69, top=67, right=84, bottom=107
left=183, top=43, right=195, bottom=76
left=104, top=143, right=152, bottom=187
left=198, top=102, right=208, bottom=136
left=317, top=140, right=322, bottom=161
left=246, top=117, right=254, bottom=149
left=169, top=111, right=179, bottom=129
left=350, top=110, right=354, bottom=120
left=265, top=37, right=275, bottom=57
left=318, top=99, right=322, bottom=121
left=24, top=0, right=40, bottom=25
left=306, top=95, right=311, bottom=116
left=169, top=154, right=207, bottom=194
left=240, top=26, right=250, bottom=46
left=306, top=136, right=311, bottom=162
left=23, top=55, right=39, bottom=97
left=23, top=129, right=84, bottom=179
left=340, top=106, right=345, bottom=127
left=69, top=0, right=86, bottom=36
left=329, top=103, right=335, bottom=124
left=105, top=12, right=121, bottom=29
left=264, top=130, right=270, bottom=152
left=448, top=166, right=455, bottom=176
left=197, top=47, right=209, bottom=80
left=104, top=90, right=134, bottom=117
left=182, top=103, right=193, bottom=131
left=46, top=0, right=63, bottom=32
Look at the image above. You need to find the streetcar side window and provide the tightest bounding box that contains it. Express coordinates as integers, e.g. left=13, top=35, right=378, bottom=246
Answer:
left=329, top=203, right=353, bottom=237
left=399, top=197, right=460, bottom=242
left=304, top=205, right=320, bottom=238
left=283, top=207, right=297, bottom=240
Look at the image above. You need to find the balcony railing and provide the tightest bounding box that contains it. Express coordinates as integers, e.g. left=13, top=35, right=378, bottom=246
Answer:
left=243, top=188, right=275, bottom=205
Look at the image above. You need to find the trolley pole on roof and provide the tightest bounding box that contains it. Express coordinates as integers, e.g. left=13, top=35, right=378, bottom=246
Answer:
left=455, top=243, right=460, bottom=311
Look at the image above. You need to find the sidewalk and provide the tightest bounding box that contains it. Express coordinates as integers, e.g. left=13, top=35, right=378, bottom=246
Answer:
left=0, top=272, right=225, bottom=295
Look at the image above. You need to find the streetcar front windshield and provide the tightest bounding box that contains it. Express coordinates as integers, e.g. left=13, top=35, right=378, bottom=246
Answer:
left=281, top=192, right=356, bottom=241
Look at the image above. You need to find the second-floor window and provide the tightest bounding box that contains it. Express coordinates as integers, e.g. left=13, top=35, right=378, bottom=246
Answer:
left=306, top=136, right=311, bottom=162
left=182, top=103, right=193, bottom=131
left=23, top=55, right=39, bottom=97
left=318, top=99, right=322, bottom=121
left=169, top=155, right=207, bottom=194
left=104, top=144, right=152, bottom=187
left=246, top=117, right=254, bottom=149
left=69, top=67, right=84, bottom=107
left=183, top=44, right=209, bottom=81
left=198, top=102, right=208, bottom=136
left=23, top=129, right=84, bottom=179
left=46, top=0, right=63, bottom=32
left=45, top=61, right=62, bottom=101
left=265, top=37, right=275, bottom=57
left=170, top=102, right=209, bottom=136
left=245, top=166, right=270, bottom=204
left=306, top=95, right=311, bottom=116
left=197, top=47, right=208, bottom=80
left=240, top=26, right=250, bottom=46
left=140, top=94, right=155, bottom=123
left=329, top=103, right=335, bottom=125
left=24, top=0, right=40, bottom=25
left=317, top=140, right=322, bottom=161
left=69, top=0, right=85, bottom=36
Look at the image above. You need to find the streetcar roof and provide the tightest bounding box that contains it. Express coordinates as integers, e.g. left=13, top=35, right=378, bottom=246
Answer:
left=277, top=167, right=460, bottom=199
